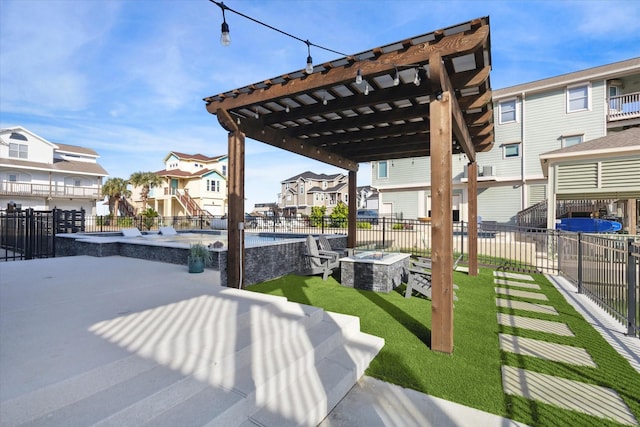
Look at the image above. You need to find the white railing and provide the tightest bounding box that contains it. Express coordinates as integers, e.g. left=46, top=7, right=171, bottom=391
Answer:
left=608, top=91, right=640, bottom=121
left=0, top=181, right=101, bottom=199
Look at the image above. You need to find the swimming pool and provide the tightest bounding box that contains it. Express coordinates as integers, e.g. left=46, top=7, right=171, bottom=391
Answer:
left=140, top=231, right=299, bottom=248
left=55, top=230, right=347, bottom=287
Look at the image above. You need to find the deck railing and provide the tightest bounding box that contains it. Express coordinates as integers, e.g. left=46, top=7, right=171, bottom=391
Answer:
left=0, top=181, right=101, bottom=199
left=608, top=91, right=640, bottom=121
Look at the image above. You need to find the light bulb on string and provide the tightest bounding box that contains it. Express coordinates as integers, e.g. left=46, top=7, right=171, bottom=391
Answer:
left=355, top=68, right=363, bottom=85
left=393, top=66, right=400, bottom=86
left=364, top=84, right=369, bottom=96
left=219, top=3, right=230, bottom=46
left=305, top=40, right=313, bottom=74
left=413, top=69, right=421, bottom=86
left=285, top=104, right=290, bottom=113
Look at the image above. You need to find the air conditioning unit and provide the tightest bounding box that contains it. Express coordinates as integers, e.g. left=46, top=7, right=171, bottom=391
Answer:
left=464, top=165, right=496, bottom=178
left=481, top=165, right=496, bottom=177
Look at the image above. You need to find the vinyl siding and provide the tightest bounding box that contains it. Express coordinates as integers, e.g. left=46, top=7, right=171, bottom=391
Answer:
left=528, top=184, right=547, bottom=205
left=379, top=190, right=419, bottom=219
left=477, top=185, right=522, bottom=224
left=556, top=157, right=640, bottom=196
left=372, top=156, right=468, bottom=188
left=523, top=81, right=606, bottom=178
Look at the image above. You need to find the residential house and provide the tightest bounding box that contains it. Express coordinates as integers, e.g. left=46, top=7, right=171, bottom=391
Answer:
left=278, top=171, right=348, bottom=216
left=0, top=126, right=108, bottom=213
left=137, top=151, right=228, bottom=217
left=356, top=185, right=379, bottom=210
left=371, top=57, right=640, bottom=224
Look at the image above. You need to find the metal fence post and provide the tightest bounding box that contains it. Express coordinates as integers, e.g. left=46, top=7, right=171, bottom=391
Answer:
left=627, top=238, right=637, bottom=337
left=382, top=217, right=386, bottom=250
left=577, top=232, right=583, bottom=294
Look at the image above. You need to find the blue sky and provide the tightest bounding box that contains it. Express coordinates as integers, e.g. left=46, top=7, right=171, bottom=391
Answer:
left=1, top=0, right=639, bottom=211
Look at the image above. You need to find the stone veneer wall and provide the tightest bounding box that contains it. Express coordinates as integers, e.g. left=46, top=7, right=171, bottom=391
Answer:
left=55, top=233, right=347, bottom=287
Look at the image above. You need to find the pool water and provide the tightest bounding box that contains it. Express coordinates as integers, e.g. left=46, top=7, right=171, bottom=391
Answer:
left=142, top=231, right=299, bottom=248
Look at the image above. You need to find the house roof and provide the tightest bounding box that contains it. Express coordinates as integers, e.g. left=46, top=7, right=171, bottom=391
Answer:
left=0, top=157, right=108, bottom=176
left=163, top=151, right=226, bottom=163
left=541, top=127, right=640, bottom=159
left=54, top=143, right=99, bottom=157
left=204, top=17, right=493, bottom=168
left=494, top=57, right=640, bottom=100
left=282, top=171, right=345, bottom=183
left=154, top=167, right=224, bottom=179
left=539, top=127, right=640, bottom=176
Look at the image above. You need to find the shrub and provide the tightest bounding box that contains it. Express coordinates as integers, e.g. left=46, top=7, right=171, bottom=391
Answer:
left=140, top=208, right=159, bottom=230
left=356, top=221, right=372, bottom=229
left=310, top=206, right=326, bottom=227
left=330, top=202, right=348, bottom=228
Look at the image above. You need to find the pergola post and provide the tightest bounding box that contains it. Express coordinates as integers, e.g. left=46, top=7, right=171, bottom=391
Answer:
left=430, top=90, right=454, bottom=354
left=467, top=162, right=478, bottom=276
left=227, top=130, right=245, bottom=289
left=348, top=170, right=357, bottom=249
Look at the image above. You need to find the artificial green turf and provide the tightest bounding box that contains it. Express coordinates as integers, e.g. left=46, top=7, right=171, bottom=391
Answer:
left=247, top=269, right=640, bottom=426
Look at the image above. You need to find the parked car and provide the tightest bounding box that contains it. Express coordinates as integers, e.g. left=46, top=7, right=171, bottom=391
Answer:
left=357, top=209, right=379, bottom=225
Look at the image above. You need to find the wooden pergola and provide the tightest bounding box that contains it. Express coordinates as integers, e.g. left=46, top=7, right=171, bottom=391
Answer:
left=204, top=17, right=493, bottom=353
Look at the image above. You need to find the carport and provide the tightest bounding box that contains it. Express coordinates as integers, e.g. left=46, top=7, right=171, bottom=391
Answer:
left=204, top=16, right=494, bottom=353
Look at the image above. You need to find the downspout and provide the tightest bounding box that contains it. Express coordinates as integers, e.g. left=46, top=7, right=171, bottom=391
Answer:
left=521, top=91, right=526, bottom=211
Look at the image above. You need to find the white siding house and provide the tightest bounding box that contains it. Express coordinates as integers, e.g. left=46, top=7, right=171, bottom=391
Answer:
left=372, top=57, right=640, bottom=224
left=0, top=126, right=108, bottom=213
left=139, top=152, right=228, bottom=217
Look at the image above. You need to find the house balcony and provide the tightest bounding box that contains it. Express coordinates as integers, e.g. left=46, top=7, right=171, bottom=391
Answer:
left=0, top=180, right=102, bottom=200
left=608, top=92, right=640, bottom=127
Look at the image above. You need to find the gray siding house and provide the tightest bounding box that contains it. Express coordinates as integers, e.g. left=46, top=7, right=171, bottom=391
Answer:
left=371, top=57, right=640, bottom=224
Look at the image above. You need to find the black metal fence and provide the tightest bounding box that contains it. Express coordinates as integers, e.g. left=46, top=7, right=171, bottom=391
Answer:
left=2, top=210, right=638, bottom=337
left=1, top=209, right=57, bottom=261
left=557, top=232, right=639, bottom=338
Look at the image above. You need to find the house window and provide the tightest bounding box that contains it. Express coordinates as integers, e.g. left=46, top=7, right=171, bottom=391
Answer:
left=567, top=83, right=590, bottom=112
left=207, top=180, right=220, bottom=192
left=499, top=99, right=517, bottom=124
left=9, top=143, right=28, bottom=159
left=503, top=143, right=520, bottom=158
left=562, top=134, right=583, bottom=147
left=9, top=174, right=17, bottom=182
left=377, top=161, right=388, bottom=179
left=299, top=183, right=304, bottom=194
left=344, top=194, right=348, bottom=203
left=222, top=165, right=227, bottom=176
left=322, top=181, right=327, bottom=189
left=74, top=179, right=81, bottom=187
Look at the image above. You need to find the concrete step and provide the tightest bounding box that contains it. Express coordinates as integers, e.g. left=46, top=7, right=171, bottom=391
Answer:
left=1, top=292, right=382, bottom=427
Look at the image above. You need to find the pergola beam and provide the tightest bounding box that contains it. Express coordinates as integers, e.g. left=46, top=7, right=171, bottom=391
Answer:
left=429, top=52, right=476, bottom=163
left=204, top=25, right=489, bottom=113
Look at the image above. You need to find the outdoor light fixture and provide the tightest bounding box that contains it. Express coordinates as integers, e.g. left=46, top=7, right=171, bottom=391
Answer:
left=355, top=68, right=363, bottom=85
left=219, top=2, right=231, bottom=46
left=305, top=40, right=313, bottom=74
left=393, top=66, right=400, bottom=86
left=413, top=69, right=421, bottom=86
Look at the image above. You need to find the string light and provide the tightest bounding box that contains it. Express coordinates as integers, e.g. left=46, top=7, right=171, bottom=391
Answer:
left=210, top=1, right=432, bottom=89
left=220, top=3, right=231, bottom=46
left=364, top=84, right=370, bottom=96
left=285, top=104, right=290, bottom=113
left=305, top=40, right=313, bottom=74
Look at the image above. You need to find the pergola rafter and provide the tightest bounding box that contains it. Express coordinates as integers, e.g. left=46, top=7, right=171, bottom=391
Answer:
left=204, top=16, right=493, bottom=354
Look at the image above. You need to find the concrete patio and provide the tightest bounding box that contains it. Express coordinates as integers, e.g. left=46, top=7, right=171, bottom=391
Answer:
left=1, top=255, right=638, bottom=426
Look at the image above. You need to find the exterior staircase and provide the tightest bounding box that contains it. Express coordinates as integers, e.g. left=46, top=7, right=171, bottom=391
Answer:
left=176, top=189, right=214, bottom=221
left=1, top=286, right=384, bottom=426
left=118, top=197, right=136, bottom=217
left=517, top=199, right=613, bottom=229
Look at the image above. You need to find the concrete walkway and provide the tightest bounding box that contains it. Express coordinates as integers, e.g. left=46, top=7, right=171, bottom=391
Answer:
left=493, top=271, right=638, bottom=426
